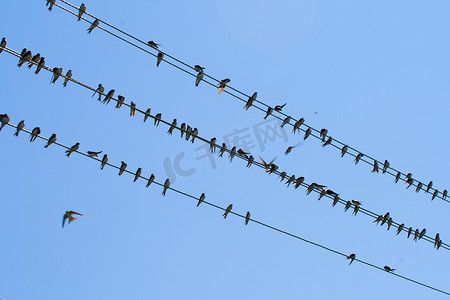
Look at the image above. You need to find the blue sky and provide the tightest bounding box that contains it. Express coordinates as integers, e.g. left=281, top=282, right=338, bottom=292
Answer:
left=1, top=1, right=449, bottom=299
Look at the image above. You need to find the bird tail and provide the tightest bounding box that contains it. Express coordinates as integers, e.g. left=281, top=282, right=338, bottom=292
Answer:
left=44, top=144, right=49, bottom=148
left=13, top=131, right=19, bottom=136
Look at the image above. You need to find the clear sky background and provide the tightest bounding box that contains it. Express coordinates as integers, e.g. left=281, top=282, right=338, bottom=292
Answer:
left=1, top=1, right=450, bottom=299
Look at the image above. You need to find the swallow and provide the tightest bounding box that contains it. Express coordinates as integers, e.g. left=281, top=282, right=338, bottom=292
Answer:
left=102, top=89, right=115, bottom=104
left=245, top=211, right=251, bottom=225
left=381, top=212, right=390, bottom=226
left=443, top=189, right=448, bottom=200
left=146, top=174, right=155, bottom=187
left=322, top=137, right=332, bottom=147
left=374, top=215, right=383, bottom=224
left=303, top=127, right=311, bottom=140
left=346, top=253, right=356, bottom=265
left=326, top=189, right=338, bottom=196
left=332, top=194, right=340, bottom=207
left=130, top=102, right=136, bottom=116
left=62, top=70, right=72, bottom=87
left=14, top=120, right=25, bottom=136
left=244, top=92, right=257, bottom=110
left=191, top=128, right=198, bottom=143
left=51, top=67, right=63, bottom=83
left=185, top=126, right=192, bottom=140
left=29, top=127, right=41, bottom=142
left=87, top=19, right=100, bottom=34
left=218, top=143, right=227, bottom=157
left=27, top=53, right=40, bottom=69
left=118, top=161, right=127, bottom=175
left=354, top=153, right=363, bottom=165
left=268, top=164, right=279, bottom=174
left=307, top=183, right=326, bottom=195
left=394, top=171, right=401, bottom=183
left=353, top=204, right=360, bottom=216
left=154, top=113, right=162, bottom=126
left=382, top=160, right=390, bottom=174
left=35, top=57, right=45, bottom=74
left=116, top=95, right=125, bottom=108
left=294, top=177, right=304, bottom=189
left=320, top=129, right=328, bottom=142
left=286, top=175, right=295, bottom=187
left=92, top=84, right=105, bottom=101
left=292, top=118, right=304, bottom=133
left=223, top=204, right=233, bottom=219
left=65, top=142, right=80, bottom=157
left=100, top=154, right=108, bottom=170
left=44, top=133, right=57, bottom=148
left=397, top=223, right=404, bottom=235
left=0, top=114, right=10, bottom=131
left=218, top=78, right=231, bottom=95
left=237, top=149, right=249, bottom=159
left=20, top=47, right=27, bottom=58
left=18, top=50, right=32, bottom=67
left=194, top=65, right=205, bottom=72
left=167, top=119, right=177, bottom=135
left=434, top=233, right=440, bottom=248
left=229, top=146, right=237, bottom=162
left=162, top=179, right=170, bottom=195
left=387, top=218, right=393, bottom=230
left=197, top=193, right=205, bottom=207
left=178, top=123, right=186, bottom=138
left=134, top=167, right=142, bottom=182
left=62, top=211, right=83, bottom=228
left=0, top=37, right=6, bottom=53
left=78, top=3, right=86, bottom=21
left=87, top=150, right=102, bottom=157
left=405, top=178, right=414, bottom=188
left=147, top=41, right=160, bottom=49
left=344, top=201, right=352, bottom=212
left=259, top=156, right=276, bottom=170
left=418, top=228, right=426, bottom=240
left=279, top=171, right=287, bottom=181
left=318, top=189, right=326, bottom=200
left=156, top=52, right=164, bottom=67
left=281, top=116, right=291, bottom=128
left=210, top=137, right=216, bottom=153
left=426, top=181, right=433, bottom=193
left=274, top=103, right=286, bottom=112
left=437, top=240, right=442, bottom=250
left=413, top=229, right=419, bottom=241
left=341, top=145, right=348, bottom=157
left=46, top=0, right=55, bottom=11
left=195, top=71, right=204, bottom=87
left=415, top=182, right=423, bottom=193
left=384, top=266, right=395, bottom=272
left=405, top=173, right=412, bottom=180
left=263, top=107, right=273, bottom=119
left=407, top=227, right=412, bottom=238
left=285, top=146, right=295, bottom=155
left=144, top=108, right=151, bottom=122
left=372, top=161, right=379, bottom=173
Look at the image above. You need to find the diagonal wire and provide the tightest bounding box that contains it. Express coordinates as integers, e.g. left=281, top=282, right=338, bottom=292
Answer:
left=2, top=120, right=449, bottom=296
left=51, top=0, right=450, bottom=205
left=1, top=45, right=446, bottom=252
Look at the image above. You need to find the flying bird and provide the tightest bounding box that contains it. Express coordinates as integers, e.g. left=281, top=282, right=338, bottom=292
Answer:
left=65, top=142, right=80, bottom=157
left=102, top=89, right=115, bottom=105
left=147, top=41, right=160, bottom=49
left=346, top=253, right=356, bottom=265
left=44, top=133, right=57, bottom=148
left=30, top=127, right=41, bottom=142
left=0, top=114, right=10, bottom=131
left=87, top=150, right=102, bottom=158
left=63, top=70, right=72, bottom=87
left=146, top=174, right=155, bottom=187
left=87, top=19, right=100, bottom=34
left=144, top=108, right=151, bottom=122
left=14, top=120, right=25, bottom=137
left=100, top=154, right=108, bottom=170
left=274, top=103, right=286, bottom=112
left=78, top=3, right=86, bottom=21
left=35, top=57, right=45, bottom=74
left=62, top=211, right=83, bottom=228
left=156, top=52, right=164, bottom=67
left=244, top=92, right=257, bottom=110
left=197, top=193, right=205, bottom=207
left=92, top=84, right=105, bottom=101
left=162, top=179, right=170, bottom=195
left=218, top=79, right=231, bottom=94
left=223, top=204, right=233, bottom=219
left=134, top=167, right=142, bottom=182
left=118, top=161, right=127, bottom=175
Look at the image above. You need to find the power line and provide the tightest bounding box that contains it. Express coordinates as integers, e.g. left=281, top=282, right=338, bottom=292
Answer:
left=1, top=120, right=449, bottom=296
left=1, top=45, right=446, bottom=251
left=50, top=0, right=449, bottom=205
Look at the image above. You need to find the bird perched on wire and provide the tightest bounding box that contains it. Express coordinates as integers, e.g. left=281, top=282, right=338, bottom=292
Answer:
left=130, top=102, right=137, bottom=116
left=346, top=253, right=356, bottom=265
left=322, top=137, right=332, bottom=147
left=320, top=129, right=328, bottom=142
left=18, top=50, right=32, bottom=67
left=46, top=0, right=56, bottom=11
left=353, top=204, right=361, bottom=216
left=35, top=57, right=45, bottom=75
left=382, top=160, right=390, bottom=174
left=148, top=41, right=160, bottom=49
left=116, top=96, right=125, bottom=109
left=134, top=167, right=142, bottom=182
left=156, top=52, right=164, bottom=67
left=218, top=143, right=227, bottom=157
left=303, top=127, right=312, bottom=140
left=87, top=19, right=100, bottom=34
left=168, top=119, right=177, bottom=135
left=341, top=145, right=348, bottom=157
left=29, top=127, right=41, bottom=142
left=27, top=53, right=40, bottom=69
left=87, top=150, right=102, bottom=158
left=244, top=92, right=257, bottom=110
left=194, top=65, right=205, bottom=72
left=210, top=137, right=217, bottom=153
left=354, top=153, right=363, bottom=165
left=426, top=181, right=433, bottom=193
left=162, top=179, right=170, bottom=195
left=195, top=71, right=204, bottom=87
left=154, top=113, right=162, bottom=127
left=246, top=155, right=254, bottom=167
left=292, top=118, right=304, bottom=134
left=259, top=156, right=276, bottom=171
left=281, top=116, right=291, bottom=128
left=274, top=103, right=286, bottom=112
left=263, top=107, right=273, bottom=119
left=100, top=154, right=108, bottom=170
left=237, top=149, right=249, bottom=159
left=63, top=70, right=72, bottom=87
left=146, top=174, right=155, bottom=187
left=0, top=114, right=10, bottom=131
left=65, top=142, right=80, bottom=157
left=372, top=161, right=379, bottom=173
left=185, top=126, right=192, bottom=140
left=118, top=161, right=127, bottom=175
left=384, top=266, right=395, bottom=272
left=78, top=3, right=86, bottom=21
left=14, top=120, right=25, bottom=137
left=92, top=84, right=105, bottom=101
left=102, top=89, right=115, bottom=105
left=279, top=171, right=287, bottom=182
left=229, top=146, right=237, bottom=162
left=218, top=78, right=231, bottom=95
left=223, top=204, right=233, bottom=219
left=144, top=108, right=151, bottom=123
left=62, top=211, right=83, bottom=228
left=396, top=223, right=404, bottom=235
left=197, top=193, right=206, bottom=207
left=191, top=128, right=198, bottom=143
left=50, top=67, right=63, bottom=84
left=44, top=133, right=57, bottom=148
left=0, top=37, right=6, bottom=53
